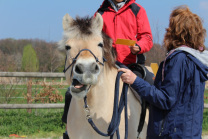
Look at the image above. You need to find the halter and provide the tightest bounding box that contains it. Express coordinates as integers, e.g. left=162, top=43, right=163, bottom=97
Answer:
left=63, top=49, right=106, bottom=73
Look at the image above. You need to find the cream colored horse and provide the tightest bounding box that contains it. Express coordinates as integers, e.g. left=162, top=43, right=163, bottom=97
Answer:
left=59, top=13, right=148, bottom=139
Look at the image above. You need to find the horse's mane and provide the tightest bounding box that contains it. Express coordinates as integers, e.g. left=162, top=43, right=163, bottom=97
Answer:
left=102, top=32, right=117, bottom=69
left=63, top=16, right=117, bottom=69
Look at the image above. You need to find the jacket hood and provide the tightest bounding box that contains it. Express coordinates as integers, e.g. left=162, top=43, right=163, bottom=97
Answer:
left=175, top=47, right=208, bottom=81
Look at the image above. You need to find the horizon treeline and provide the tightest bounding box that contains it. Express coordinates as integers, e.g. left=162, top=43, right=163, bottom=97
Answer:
left=0, top=38, right=65, bottom=72
left=0, top=38, right=166, bottom=72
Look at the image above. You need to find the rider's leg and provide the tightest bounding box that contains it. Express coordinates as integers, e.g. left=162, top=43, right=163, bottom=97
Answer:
left=62, top=88, right=72, bottom=139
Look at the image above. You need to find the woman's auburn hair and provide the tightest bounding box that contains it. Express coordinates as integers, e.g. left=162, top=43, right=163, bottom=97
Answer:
left=164, top=5, right=207, bottom=52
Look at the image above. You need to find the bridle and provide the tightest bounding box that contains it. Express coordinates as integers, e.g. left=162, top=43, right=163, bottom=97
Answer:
left=63, top=48, right=106, bottom=73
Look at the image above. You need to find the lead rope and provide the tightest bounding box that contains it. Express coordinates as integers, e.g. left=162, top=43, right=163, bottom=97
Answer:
left=83, top=71, right=129, bottom=139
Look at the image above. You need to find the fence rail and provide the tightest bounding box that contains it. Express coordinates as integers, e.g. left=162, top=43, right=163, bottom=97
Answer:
left=0, top=72, right=65, bottom=78
left=0, top=104, right=64, bottom=109
left=205, top=104, right=208, bottom=109
left=0, top=103, right=207, bottom=109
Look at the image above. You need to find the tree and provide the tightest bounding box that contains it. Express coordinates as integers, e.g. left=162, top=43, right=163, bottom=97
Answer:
left=21, top=44, right=39, bottom=113
left=0, top=39, right=65, bottom=72
left=21, top=44, right=39, bottom=72
left=35, top=42, right=65, bottom=72
left=48, top=44, right=65, bottom=72
left=145, top=43, right=166, bottom=66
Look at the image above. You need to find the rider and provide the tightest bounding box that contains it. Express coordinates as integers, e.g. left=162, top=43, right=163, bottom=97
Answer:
left=97, top=0, right=153, bottom=66
left=62, top=0, right=153, bottom=138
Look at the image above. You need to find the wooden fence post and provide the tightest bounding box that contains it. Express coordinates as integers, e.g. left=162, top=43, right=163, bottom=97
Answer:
left=27, top=79, right=32, bottom=113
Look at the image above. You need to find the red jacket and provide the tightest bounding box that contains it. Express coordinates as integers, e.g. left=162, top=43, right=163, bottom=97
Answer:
left=97, top=0, right=153, bottom=65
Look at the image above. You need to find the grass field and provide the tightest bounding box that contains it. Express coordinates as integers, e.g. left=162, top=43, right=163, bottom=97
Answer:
left=0, top=109, right=65, bottom=138
left=0, top=84, right=208, bottom=138
left=0, top=107, right=207, bottom=138
left=0, top=82, right=67, bottom=138
left=205, top=89, right=208, bottom=103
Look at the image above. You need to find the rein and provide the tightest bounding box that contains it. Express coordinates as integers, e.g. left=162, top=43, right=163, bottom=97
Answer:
left=84, top=70, right=129, bottom=139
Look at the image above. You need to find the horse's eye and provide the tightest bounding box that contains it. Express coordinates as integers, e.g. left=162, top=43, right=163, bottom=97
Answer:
left=65, top=45, right=71, bottom=50
left=98, top=43, right=103, bottom=48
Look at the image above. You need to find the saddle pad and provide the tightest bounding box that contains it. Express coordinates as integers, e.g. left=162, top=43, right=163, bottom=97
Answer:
left=129, top=86, right=142, bottom=104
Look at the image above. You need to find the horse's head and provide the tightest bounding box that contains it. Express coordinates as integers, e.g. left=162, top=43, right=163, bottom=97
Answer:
left=59, top=13, right=116, bottom=99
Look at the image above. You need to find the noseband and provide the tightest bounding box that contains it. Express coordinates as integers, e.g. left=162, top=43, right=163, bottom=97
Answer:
left=63, top=49, right=106, bottom=73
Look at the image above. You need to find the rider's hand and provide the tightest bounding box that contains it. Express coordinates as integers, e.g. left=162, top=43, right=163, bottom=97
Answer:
left=118, top=68, right=137, bottom=85
left=129, top=44, right=141, bottom=55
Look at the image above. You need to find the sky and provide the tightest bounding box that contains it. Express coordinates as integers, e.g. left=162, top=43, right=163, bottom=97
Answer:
left=0, top=0, right=208, bottom=47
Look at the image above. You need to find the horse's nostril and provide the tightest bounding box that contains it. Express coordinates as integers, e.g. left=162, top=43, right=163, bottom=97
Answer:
left=75, top=64, right=84, bottom=74
left=91, top=63, right=100, bottom=74
left=95, top=65, right=99, bottom=71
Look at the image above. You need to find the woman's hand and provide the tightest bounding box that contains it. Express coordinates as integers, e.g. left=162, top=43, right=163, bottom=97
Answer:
left=118, top=68, right=137, bottom=85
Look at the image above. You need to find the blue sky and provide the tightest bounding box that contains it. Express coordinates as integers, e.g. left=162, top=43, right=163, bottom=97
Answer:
left=0, top=0, right=208, bottom=46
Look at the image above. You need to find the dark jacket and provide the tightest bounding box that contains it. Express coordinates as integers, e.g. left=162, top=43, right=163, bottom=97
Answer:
left=131, top=47, right=208, bottom=139
left=97, top=0, right=153, bottom=65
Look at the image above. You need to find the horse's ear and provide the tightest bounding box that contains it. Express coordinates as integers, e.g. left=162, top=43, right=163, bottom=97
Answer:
left=63, top=13, right=73, bottom=31
left=92, top=13, right=103, bottom=32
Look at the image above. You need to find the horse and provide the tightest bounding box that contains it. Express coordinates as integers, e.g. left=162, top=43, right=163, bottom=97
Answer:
left=59, top=13, right=149, bottom=139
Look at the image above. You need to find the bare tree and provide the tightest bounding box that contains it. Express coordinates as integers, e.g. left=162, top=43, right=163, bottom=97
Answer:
left=145, top=43, right=166, bottom=66
left=48, top=44, right=65, bottom=72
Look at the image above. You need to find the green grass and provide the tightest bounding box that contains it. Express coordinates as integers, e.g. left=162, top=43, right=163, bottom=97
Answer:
left=204, top=89, right=208, bottom=133
left=203, top=109, right=208, bottom=135
left=0, top=109, right=207, bottom=138
left=0, top=83, right=67, bottom=138
left=0, top=86, right=207, bottom=138
left=205, top=89, right=208, bottom=103
left=0, top=109, right=65, bottom=138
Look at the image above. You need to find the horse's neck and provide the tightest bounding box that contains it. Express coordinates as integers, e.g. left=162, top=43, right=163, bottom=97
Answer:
left=86, top=66, right=119, bottom=115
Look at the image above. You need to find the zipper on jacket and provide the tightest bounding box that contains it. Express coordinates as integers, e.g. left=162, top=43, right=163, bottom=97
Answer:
left=159, top=119, right=165, bottom=136
left=114, top=14, right=117, bottom=41
left=159, top=112, right=167, bottom=136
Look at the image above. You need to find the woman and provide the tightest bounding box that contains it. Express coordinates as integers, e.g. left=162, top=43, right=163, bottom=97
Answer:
left=118, top=5, right=208, bottom=139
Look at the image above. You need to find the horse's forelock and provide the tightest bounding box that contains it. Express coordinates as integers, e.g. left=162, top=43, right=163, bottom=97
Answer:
left=62, top=16, right=103, bottom=41
left=72, top=16, right=93, bottom=35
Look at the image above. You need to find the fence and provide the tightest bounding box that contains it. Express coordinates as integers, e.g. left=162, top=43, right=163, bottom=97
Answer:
left=0, top=102, right=207, bottom=109
left=0, top=72, right=65, bottom=84
left=0, top=72, right=66, bottom=110
left=0, top=72, right=208, bottom=109
left=0, top=104, right=64, bottom=109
